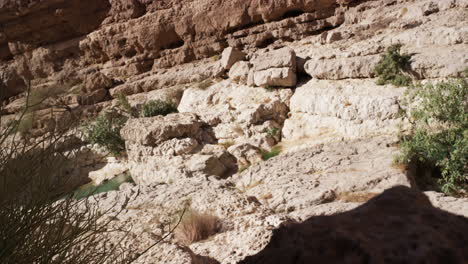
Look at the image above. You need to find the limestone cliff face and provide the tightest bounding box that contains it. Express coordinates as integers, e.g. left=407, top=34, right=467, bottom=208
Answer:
left=0, top=0, right=350, bottom=101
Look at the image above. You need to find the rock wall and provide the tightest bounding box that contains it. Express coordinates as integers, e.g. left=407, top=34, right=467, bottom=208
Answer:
left=1, top=0, right=467, bottom=263
left=0, top=0, right=352, bottom=103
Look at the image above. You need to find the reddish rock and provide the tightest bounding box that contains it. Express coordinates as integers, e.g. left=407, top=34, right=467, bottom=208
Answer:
left=84, top=72, right=113, bottom=93
left=0, top=0, right=353, bottom=102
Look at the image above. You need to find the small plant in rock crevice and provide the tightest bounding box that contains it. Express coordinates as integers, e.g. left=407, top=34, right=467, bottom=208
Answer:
left=116, top=93, right=138, bottom=118
left=261, top=146, right=282, bottom=161
left=264, top=127, right=279, bottom=138
left=395, top=72, right=467, bottom=195
left=140, top=99, right=178, bottom=117
left=374, top=44, right=412, bottom=87
left=85, top=113, right=126, bottom=156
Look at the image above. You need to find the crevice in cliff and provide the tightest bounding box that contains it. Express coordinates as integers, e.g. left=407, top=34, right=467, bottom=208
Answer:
left=281, top=9, right=305, bottom=20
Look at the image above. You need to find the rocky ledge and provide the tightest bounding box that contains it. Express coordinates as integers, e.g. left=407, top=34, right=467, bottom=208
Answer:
left=0, top=0, right=467, bottom=263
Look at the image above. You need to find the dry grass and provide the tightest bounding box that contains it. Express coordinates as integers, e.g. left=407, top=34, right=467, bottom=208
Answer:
left=392, top=162, right=409, bottom=172
left=196, top=79, right=214, bottom=90
left=174, top=209, right=221, bottom=245
left=259, top=193, right=273, bottom=200
left=336, top=192, right=378, bottom=203
left=239, top=180, right=263, bottom=192
left=219, top=140, right=235, bottom=149
left=232, top=123, right=244, bottom=136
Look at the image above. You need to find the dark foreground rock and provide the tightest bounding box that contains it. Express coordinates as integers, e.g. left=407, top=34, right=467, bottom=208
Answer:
left=239, top=186, right=468, bottom=264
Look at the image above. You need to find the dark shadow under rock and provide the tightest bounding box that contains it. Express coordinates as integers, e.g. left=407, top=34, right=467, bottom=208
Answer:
left=239, top=186, right=468, bottom=264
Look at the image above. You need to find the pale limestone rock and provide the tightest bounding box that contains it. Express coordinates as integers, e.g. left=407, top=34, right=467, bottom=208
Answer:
left=424, top=191, right=468, bottom=217
left=121, top=113, right=203, bottom=146
left=304, top=55, right=380, bottom=80
left=251, top=48, right=297, bottom=87
left=253, top=68, right=296, bottom=88
left=229, top=61, right=251, bottom=84
left=151, top=138, right=199, bottom=156
left=252, top=48, right=297, bottom=72
left=220, top=47, right=246, bottom=70
left=88, top=157, right=128, bottom=185
left=227, top=143, right=263, bottom=166
left=93, top=175, right=274, bottom=264
left=232, top=136, right=412, bottom=215
left=186, top=154, right=229, bottom=177
left=178, top=80, right=292, bottom=149
left=282, top=79, right=407, bottom=143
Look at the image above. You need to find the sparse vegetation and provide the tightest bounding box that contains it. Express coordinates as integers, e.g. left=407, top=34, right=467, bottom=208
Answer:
left=261, top=146, right=282, bottom=161
left=196, top=79, right=214, bottom=90
left=264, top=127, right=279, bottom=138
left=238, top=165, right=250, bottom=174
left=174, top=208, right=220, bottom=245
left=374, top=44, right=412, bottom=87
left=239, top=180, right=263, bottom=192
left=219, top=140, right=235, bottom=149
left=336, top=192, right=377, bottom=203
left=85, top=113, right=126, bottom=156
left=14, top=113, right=34, bottom=135
left=140, top=99, right=177, bottom=117
left=116, top=93, right=138, bottom=117
left=210, top=55, right=220, bottom=62
left=395, top=74, right=467, bottom=194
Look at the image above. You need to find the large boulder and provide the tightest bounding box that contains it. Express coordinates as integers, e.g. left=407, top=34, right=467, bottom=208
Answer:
left=178, top=80, right=292, bottom=149
left=239, top=186, right=468, bottom=264
left=84, top=72, right=113, bottom=93
left=232, top=136, right=412, bottom=215
left=121, top=113, right=237, bottom=184
left=220, top=47, right=246, bottom=70
left=282, top=79, right=407, bottom=143
left=121, top=113, right=203, bottom=146
left=304, top=55, right=380, bottom=80
left=250, top=48, right=297, bottom=87
left=229, top=61, right=251, bottom=84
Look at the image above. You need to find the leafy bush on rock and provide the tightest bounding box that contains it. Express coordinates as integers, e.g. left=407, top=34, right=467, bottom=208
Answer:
left=374, top=44, right=412, bottom=87
left=396, top=75, right=467, bottom=194
left=86, top=113, right=126, bottom=156
left=140, top=100, right=178, bottom=117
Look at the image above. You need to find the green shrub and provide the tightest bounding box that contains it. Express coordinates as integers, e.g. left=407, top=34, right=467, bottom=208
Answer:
left=374, top=44, right=412, bottom=87
left=264, top=127, right=279, bottom=138
left=116, top=93, right=137, bottom=117
left=396, top=77, right=467, bottom=194
left=261, top=146, right=282, bottom=161
left=85, top=113, right=126, bottom=156
left=140, top=100, right=177, bottom=117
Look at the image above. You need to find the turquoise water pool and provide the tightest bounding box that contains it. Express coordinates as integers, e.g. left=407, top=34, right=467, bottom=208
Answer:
left=73, top=173, right=133, bottom=199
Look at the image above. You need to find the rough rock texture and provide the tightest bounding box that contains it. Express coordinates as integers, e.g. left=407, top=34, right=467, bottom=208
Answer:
left=233, top=136, right=411, bottom=216
left=178, top=80, right=292, bottom=149
left=282, top=79, right=407, bottom=143
left=94, top=176, right=274, bottom=264
left=229, top=61, right=251, bottom=84
left=0, top=0, right=349, bottom=103
left=239, top=186, right=468, bottom=264
left=250, top=48, right=297, bottom=87
left=1, top=0, right=468, bottom=263
left=220, top=47, right=246, bottom=70
left=121, top=113, right=237, bottom=185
